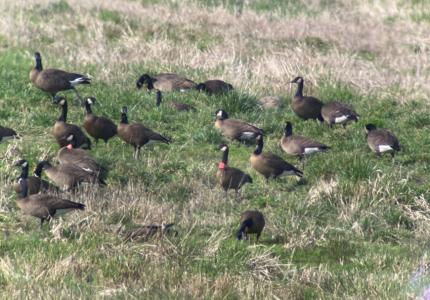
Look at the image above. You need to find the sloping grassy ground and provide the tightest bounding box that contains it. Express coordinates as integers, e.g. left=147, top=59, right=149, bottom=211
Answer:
left=1, top=0, right=430, bottom=298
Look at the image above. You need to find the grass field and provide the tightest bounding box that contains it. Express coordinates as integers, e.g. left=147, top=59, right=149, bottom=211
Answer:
left=1, top=0, right=430, bottom=298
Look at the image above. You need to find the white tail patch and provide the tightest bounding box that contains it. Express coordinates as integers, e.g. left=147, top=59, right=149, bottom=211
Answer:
left=70, top=77, right=87, bottom=86
left=240, top=132, right=256, bottom=139
left=1, top=135, right=15, bottom=141
left=55, top=208, right=74, bottom=216
left=334, top=115, right=349, bottom=123
left=378, top=145, right=393, bottom=152
left=304, top=147, right=321, bottom=154
left=279, top=170, right=296, bottom=177
left=81, top=167, right=94, bottom=173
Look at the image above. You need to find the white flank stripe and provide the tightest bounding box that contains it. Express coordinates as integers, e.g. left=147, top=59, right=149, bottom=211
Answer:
left=279, top=170, right=296, bottom=177
left=1, top=135, right=15, bottom=141
left=334, top=115, right=349, bottom=123
left=70, top=77, right=87, bottom=86
left=304, top=147, right=321, bottom=154
left=378, top=145, right=393, bottom=152
left=240, top=132, right=256, bottom=139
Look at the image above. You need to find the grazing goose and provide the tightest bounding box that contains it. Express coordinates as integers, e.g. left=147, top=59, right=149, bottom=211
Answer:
left=237, top=210, right=265, bottom=242
left=216, top=144, right=252, bottom=197
left=136, top=73, right=196, bottom=92
left=13, top=160, right=58, bottom=195
left=365, top=124, right=400, bottom=157
left=123, top=223, right=178, bottom=242
left=250, top=135, right=303, bottom=181
left=321, top=102, right=359, bottom=127
left=30, top=52, right=90, bottom=101
left=83, top=97, right=117, bottom=144
left=280, top=122, right=329, bottom=160
left=117, top=106, right=170, bottom=159
left=156, top=91, right=196, bottom=112
left=37, top=160, right=105, bottom=191
left=15, top=170, right=85, bottom=228
left=57, top=134, right=107, bottom=178
left=0, top=125, right=18, bottom=142
left=215, top=109, right=263, bottom=142
left=196, top=80, right=233, bottom=95
left=53, top=97, right=91, bottom=149
left=290, top=77, right=324, bottom=121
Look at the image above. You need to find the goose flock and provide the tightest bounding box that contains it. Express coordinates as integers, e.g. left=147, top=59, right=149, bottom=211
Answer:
left=2, top=52, right=402, bottom=242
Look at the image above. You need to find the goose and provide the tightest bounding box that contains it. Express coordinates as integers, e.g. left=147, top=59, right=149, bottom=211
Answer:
left=237, top=210, right=265, bottom=242
left=250, top=135, right=303, bottom=181
left=280, top=122, right=329, bottom=160
left=15, top=169, right=85, bottom=227
left=259, top=96, right=283, bottom=109
left=13, top=159, right=58, bottom=195
left=52, top=97, right=91, bottom=149
left=83, top=97, right=117, bottom=144
left=216, top=144, right=252, bottom=197
left=321, top=102, right=359, bottom=127
left=290, top=77, right=324, bottom=121
left=0, top=125, right=18, bottom=142
left=196, top=80, right=233, bottom=95
left=30, top=52, right=90, bottom=101
left=215, top=109, right=263, bottom=142
left=155, top=91, right=196, bottom=112
left=365, top=124, right=400, bottom=157
left=117, top=106, right=170, bottom=159
left=136, top=73, right=196, bottom=92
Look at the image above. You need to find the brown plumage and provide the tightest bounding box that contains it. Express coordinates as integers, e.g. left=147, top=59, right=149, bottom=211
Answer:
left=15, top=169, right=85, bottom=227
left=259, top=96, right=283, bottom=109
left=215, top=109, right=263, bottom=142
left=250, top=135, right=303, bottom=181
left=36, top=160, right=105, bottom=191
left=280, top=122, right=329, bottom=158
left=83, top=97, right=117, bottom=144
left=156, top=91, right=196, bottom=112
left=196, top=80, right=233, bottom=95
left=290, top=77, right=324, bottom=121
left=0, top=125, right=18, bottom=142
left=52, top=97, right=91, bottom=149
left=29, top=52, right=90, bottom=101
left=117, top=106, right=170, bottom=159
left=321, top=101, right=359, bottom=127
left=13, top=160, right=58, bottom=195
left=123, top=223, right=178, bottom=242
left=136, top=73, right=196, bottom=92
left=365, top=124, right=400, bottom=157
left=237, top=210, right=265, bottom=242
left=216, top=144, right=252, bottom=196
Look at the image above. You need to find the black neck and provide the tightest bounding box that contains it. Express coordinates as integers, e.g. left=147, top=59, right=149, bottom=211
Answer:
left=34, top=163, right=43, bottom=177
left=254, top=138, right=263, bottom=155
left=284, top=125, right=292, bottom=137
left=58, top=102, right=68, bottom=122
left=147, top=77, right=154, bottom=90
left=21, top=164, right=29, bottom=179
left=222, top=149, right=229, bottom=164
left=295, top=80, right=303, bottom=98
left=120, top=113, right=128, bottom=124
left=35, top=57, right=43, bottom=71
left=156, top=91, right=162, bottom=107
left=85, top=101, right=92, bottom=114
left=18, top=167, right=29, bottom=198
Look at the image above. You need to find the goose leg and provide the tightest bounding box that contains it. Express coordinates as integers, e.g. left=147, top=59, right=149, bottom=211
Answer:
left=40, top=218, right=45, bottom=228
left=72, top=88, right=84, bottom=105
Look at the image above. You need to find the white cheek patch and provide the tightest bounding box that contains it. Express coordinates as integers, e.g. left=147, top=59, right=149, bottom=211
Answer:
left=22, top=162, right=28, bottom=167
left=216, top=111, right=223, bottom=117
left=334, top=115, right=349, bottom=123
left=221, top=146, right=227, bottom=151
left=70, top=77, right=86, bottom=86
left=378, top=145, right=393, bottom=152
left=60, top=99, right=65, bottom=105
left=240, top=132, right=256, bottom=139
left=87, top=98, right=93, bottom=105
left=304, top=147, right=321, bottom=154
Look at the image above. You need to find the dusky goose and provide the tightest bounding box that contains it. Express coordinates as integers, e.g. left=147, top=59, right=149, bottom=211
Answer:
left=290, top=77, right=324, bottom=121
left=83, top=97, right=117, bottom=144
left=215, top=109, right=263, bottom=142
left=196, top=80, right=233, bottom=95
left=365, top=124, right=400, bottom=157
left=136, top=73, right=196, bottom=92
left=0, top=126, right=18, bottom=142
left=237, top=210, right=265, bottom=242
left=321, top=101, right=359, bottom=127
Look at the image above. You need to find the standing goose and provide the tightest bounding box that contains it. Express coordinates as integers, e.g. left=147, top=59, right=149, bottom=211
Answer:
left=156, top=91, right=196, bottom=112
left=136, top=73, right=196, bottom=92
left=0, top=126, right=18, bottom=142
left=15, top=170, right=85, bottom=228
left=216, top=144, right=252, bottom=197
left=280, top=122, right=329, bottom=160
left=365, top=124, right=400, bottom=157
left=250, top=135, right=303, bottom=181
left=83, top=97, right=117, bottom=144
left=30, top=52, right=91, bottom=101
left=53, top=97, right=91, bottom=149
left=36, top=160, right=105, bottom=191
left=321, top=102, right=359, bottom=127
left=13, top=160, right=58, bottom=195
left=290, top=77, right=324, bottom=121
left=215, top=109, right=263, bottom=142
left=237, top=210, right=265, bottom=242
left=196, top=80, right=233, bottom=95
left=117, top=106, right=170, bottom=159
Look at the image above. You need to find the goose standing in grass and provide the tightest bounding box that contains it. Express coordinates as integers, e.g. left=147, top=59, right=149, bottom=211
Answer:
left=215, top=109, right=263, bottom=143
left=0, top=125, right=18, bottom=142
left=290, top=76, right=324, bottom=121
left=216, top=144, right=252, bottom=197
left=365, top=124, right=400, bottom=157
left=13, top=159, right=58, bottom=195
left=30, top=52, right=90, bottom=102
left=136, top=73, right=196, bottom=92
left=53, top=97, right=91, bottom=149
left=196, top=80, right=233, bottom=95
left=321, top=101, right=359, bottom=127
left=83, top=97, right=117, bottom=144
left=237, top=210, right=265, bottom=242
left=250, top=135, right=303, bottom=182
left=15, top=168, right=85, bottom=228
left=280, top=122, right=329, bottom=166
left=117, top=106, right=170, bottom=159
left=155, top=91, right=196, bottom=112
